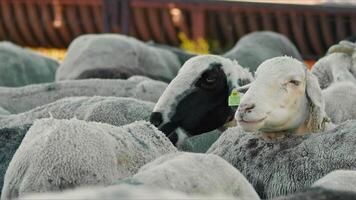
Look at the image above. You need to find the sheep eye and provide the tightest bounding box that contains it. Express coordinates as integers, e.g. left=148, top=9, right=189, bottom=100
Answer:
left=289, top=80, right=300, bottom=86
left=205, top=76, right=217, bottom=83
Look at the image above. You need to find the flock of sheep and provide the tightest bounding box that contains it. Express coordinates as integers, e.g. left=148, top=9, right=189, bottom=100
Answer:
left=0, top=31, right=356, bottom=200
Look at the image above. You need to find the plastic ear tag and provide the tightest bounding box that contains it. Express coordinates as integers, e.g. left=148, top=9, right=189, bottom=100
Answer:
left=228, top=89, right=240, bottom=106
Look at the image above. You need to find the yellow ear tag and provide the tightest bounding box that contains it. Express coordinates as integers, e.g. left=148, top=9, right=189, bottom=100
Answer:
left=228, top=89, right=240, bottom=107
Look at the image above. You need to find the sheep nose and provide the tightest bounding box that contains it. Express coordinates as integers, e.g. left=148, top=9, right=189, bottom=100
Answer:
left=150, top=112, right=163, bottom=127
left=238, top=103, right=255, bottom=114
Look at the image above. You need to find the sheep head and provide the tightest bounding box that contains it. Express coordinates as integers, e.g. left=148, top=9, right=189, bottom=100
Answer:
left=150, top=55, right=253, bottom=144
left=236, top=56, right=327, bottom=139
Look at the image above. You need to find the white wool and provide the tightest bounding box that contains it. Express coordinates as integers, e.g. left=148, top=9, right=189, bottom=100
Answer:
left=322, top=81, right=356, bottom=123
left=56, top=34, right=181, bottom=82
left=126, top=152, right=260, bottom=200
left=1, top=118, right=176, bottom=200
left=0, top=76, right=167, bottom=114
left=20, top=184, right=236, bottom=200
left=236, top=56, right=328, bottom=135
left=312, top=52, right=356, bottom=89
left=153, top=55, right=253, bottom=122
left=224, top=31, right=302, bottom=73
left=313, top=170, right=356, bottom=193
left=0, top=96, right=154, bottom=128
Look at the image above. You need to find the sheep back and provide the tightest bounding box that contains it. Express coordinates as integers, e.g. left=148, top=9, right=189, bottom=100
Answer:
left=1, top=118, right=176, bottom=200
left=207, top=120, right=356, bottom=199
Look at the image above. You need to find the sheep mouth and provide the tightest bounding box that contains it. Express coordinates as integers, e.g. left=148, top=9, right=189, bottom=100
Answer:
left=158, top=121, right=179, bottom=137
left=238, top=117, right=266, bottom=124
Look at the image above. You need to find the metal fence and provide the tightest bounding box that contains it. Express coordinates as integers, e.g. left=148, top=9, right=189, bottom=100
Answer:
left=0, top=0, right=355, bottom=59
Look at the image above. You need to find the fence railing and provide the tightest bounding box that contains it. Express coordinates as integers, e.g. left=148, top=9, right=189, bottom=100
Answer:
left=0, top=0, right=355, bottom=59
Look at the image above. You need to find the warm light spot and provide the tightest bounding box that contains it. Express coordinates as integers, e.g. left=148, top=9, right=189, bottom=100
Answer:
left=29, top=48, right=67, bottom=61
left=170, top=8, right=182, bottom=25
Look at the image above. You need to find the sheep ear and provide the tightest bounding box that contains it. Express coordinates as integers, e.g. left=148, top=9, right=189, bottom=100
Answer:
left=236, top=84, right=250, bottom=94
left=306, top=70, right=323, bottom=108
left=305, top=70, right=327, bottom=132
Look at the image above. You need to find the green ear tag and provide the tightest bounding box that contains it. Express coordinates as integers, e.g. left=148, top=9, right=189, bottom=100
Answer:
left=228, top=89, right=240, bottom=106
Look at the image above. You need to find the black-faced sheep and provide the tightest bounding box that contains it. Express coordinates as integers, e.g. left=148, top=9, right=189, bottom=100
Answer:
left=150, top=55, right=253, bottom=144
left=1, top=118, right=176, bottom=200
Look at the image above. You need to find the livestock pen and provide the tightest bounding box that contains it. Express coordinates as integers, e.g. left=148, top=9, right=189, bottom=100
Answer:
left=0, top=0, right=355, bottom=59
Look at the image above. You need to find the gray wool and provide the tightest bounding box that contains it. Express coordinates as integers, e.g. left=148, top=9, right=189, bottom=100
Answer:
left=56, top=34, right=181, bottom=82
left=224, top=31, right=302, bottom=73
left=208, top=120, right=356, bottom=199
left=0, top=96, right=154, bottom=128
left=322, top=82, right=356, bottom=123
left=1, top=118, right=176, bottom=200
left=0, top=107, right=10, bottom=116
left=0, top=42, right=58, bottom=87
left=272, top=187, right=356, bottom=200
left=0, top=125, right=31, bottom=196
left=312, top=170, right=356, bottom=193
left=0, top=76, right=167, bottom=114
left=20, top=184, right=236, bottom=200
left=118, top=152, right=260, bottom=200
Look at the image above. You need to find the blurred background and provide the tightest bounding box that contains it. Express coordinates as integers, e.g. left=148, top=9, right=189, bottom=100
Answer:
left=0, top=0, right=355, bottom=63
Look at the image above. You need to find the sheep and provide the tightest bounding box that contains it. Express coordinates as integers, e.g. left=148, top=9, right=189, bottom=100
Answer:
left=117, top=152, right=260, bottom=200
left=322, top=82, right=356, bottom=123
left=312, top=40, right=356, bottom=89
left=235, top=56, right=332, bottom=139
left=20, top=184, right=236, bottom=200
left=224, top=31, right=302, bottom=73
left=0, top=76, right=167, bottom=114
left=0, top=107, right=10, bottom=116
left=56, top=34, right=182, bottom=82
left=0, top=42, right=58, bottom=87
left=150, top=55, right=253, bottom=145
left=0, top=125, right=31, bottom=196
left=274, top=170, right=356, bottom=200
left=1, top=118, right=176, bottom=200
left=208, top=120, right=356, bottom=199
left=0, top=96, right=154, bottom=128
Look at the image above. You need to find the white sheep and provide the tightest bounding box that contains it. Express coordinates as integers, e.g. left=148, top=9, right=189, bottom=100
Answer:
left=1, top=118, right=176, bottom=200
left=235, top=56, right=331, bottom=139
left=120, top=152, right=260, bottom=200
left=20, top=184, right=236, bottom=200
left=150, top=55, right=253, bottom=144
left=0, top=42, right=58, bottom=87
left=273, top=170, right=356, bottom=200
left=0, top=96, right=154, bottom=128
left=208, top=119, right=356, bottom=199
left=312, top=40, right=356, bottom=89
left=224, top=31, right=302, bottom=73
left=322, top=81, right=356, bottom=123
left=56, top=34, right=182, bottom=82
left=0, top=76, right=167, bottom=114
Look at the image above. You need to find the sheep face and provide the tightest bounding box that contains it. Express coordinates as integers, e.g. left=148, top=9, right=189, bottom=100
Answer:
left=236, top=57, right=326, bottom=137
left=151, top=55, right=253, bottom=143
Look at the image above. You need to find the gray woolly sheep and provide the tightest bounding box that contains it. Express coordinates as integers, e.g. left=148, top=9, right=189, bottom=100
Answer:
left=0, top=125, right=31, bottom=196
left=312, top=40, right=356, bottom=89
left=224, top=31, right=302, bottom=73
left=208, top=120, right=356, bottom=199
left=235, top=56, right=331, bottom=139
left=0, top=42, right=58, bottom=87
left=150, top=55, right=253, bottom=145
left=1, top=118, right=176, bottom=200
left=0, top=96, right=154, bottom=128
left=56, top=34, right=182, bottom=82
left=272, top=187, right=356, bottom=200
left=20, top=184, right=236, bottom=200
left=322, top=82, right=356, bottom=123
left=119, top=152, right=260, bottom=200
left=0, top=76, right=167, bottom=114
